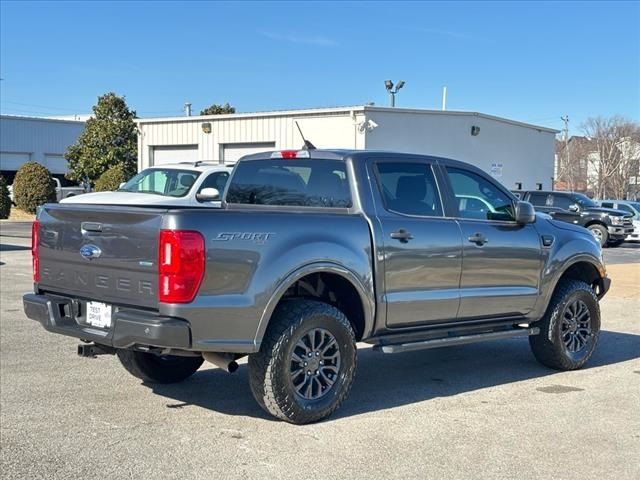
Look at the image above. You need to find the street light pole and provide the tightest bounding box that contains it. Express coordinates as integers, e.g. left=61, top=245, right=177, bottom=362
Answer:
left=385, top=80, right=405, bottom=107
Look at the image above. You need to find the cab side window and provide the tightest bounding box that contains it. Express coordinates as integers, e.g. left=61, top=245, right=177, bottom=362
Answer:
left=375, top=162, right=443, bottom=217
left=198, top=171, right=230, bottom=193
left=601, top=201, right=615, bottom=208
left=527, top=192, right=550, bottom=206
left=551, top=195, right=575, bottom=210
left=446, top=167, right=515, bottom=221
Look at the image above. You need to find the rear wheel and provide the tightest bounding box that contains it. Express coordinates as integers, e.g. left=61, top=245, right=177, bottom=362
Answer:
left=587, top=224, right=608, bottom=247
left=248, top=300, right=357, bottom=424
left=116, top=350, right=203, bottom=384
left=529, top=279, right=600, bottom=370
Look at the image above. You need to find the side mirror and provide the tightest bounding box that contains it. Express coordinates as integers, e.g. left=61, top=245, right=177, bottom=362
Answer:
left=196, top=187, right=220, bottom=202
left=515, top=201, right=536, bottom=224
left=119, top=182, right=126, bottom=189
left=568, top=204, right=579, bottom=213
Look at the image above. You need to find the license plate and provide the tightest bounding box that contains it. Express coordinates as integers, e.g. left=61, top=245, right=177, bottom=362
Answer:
left=86, top=302, right=112, bottom=329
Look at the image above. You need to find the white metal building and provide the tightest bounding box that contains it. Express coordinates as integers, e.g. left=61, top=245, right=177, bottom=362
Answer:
left=0, top=115, right=85, bottom=181
left=136, top=106, right=558, bottom=191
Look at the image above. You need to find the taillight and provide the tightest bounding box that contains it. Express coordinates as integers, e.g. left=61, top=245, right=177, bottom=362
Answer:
left=158, top=230, right=205, bottom=303
left=32, top=220, right=40, bottom=282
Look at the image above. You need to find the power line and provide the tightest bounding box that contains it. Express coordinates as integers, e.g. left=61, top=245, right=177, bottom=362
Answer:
left=1, top=101, right=182, bottom=117
left=1, top=100, right=86, bottom=112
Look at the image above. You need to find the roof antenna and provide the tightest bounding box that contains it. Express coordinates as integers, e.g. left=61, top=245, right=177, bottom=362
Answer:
left=295, top=121, right=316, bottom=150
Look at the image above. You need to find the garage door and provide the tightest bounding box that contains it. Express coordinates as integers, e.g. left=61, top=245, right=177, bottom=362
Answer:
left=0, top=152, right=30, bottom=171
left=221, top=142, right=275, bottom=164
left=152, top=145, right=198, bottom=165
left=43, top=154, right=68, bottom=174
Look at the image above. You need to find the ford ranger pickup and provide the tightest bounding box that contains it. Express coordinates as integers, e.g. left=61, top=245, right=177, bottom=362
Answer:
left=24, top=149, right=611, bottom=424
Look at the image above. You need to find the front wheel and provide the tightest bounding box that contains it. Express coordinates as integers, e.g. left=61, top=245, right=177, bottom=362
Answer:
left=587, top=224, right=608, bottom=247
left=117, top=350, right=204, bottom=384
left=248, top=300, right=357, bottom=424
left=529, top=279, right=600, bottom=370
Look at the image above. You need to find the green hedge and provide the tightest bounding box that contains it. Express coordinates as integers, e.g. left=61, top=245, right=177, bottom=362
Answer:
left=13, top=162, right=56, bottom=214
left=0, top=175, right=11, bottom=219
left=94, top=164, right=130, bottom=192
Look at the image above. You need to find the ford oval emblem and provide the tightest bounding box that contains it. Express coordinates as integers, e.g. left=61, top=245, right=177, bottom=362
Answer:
left=80, top=244, right=102, bottom=261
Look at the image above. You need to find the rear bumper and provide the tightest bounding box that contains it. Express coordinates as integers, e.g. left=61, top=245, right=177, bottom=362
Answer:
left=23, top=293, right=192, bottom=350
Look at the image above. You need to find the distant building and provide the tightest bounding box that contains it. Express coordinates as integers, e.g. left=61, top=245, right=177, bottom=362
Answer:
left=0, top=115, right=85, bottom=185
left=136, top=105, right=558, bottom=192
left=556, top=135, right=640, bottom=199
left=554, top=136, right=593, bottom=193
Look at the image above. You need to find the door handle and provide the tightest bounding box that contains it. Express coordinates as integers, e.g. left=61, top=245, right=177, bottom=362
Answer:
left=81, top=222, right=103, bottom=233
left=390, top=229, right=413, bottom=243
left=467, top=233, right=488, bottom=246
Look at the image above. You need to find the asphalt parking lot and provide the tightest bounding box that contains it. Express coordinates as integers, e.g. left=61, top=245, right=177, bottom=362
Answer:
left=1, top=221, right=639, bottom=479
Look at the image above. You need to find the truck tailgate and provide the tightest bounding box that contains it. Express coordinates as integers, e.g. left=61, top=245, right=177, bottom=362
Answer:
left=37, top=204, right=166, bottom=309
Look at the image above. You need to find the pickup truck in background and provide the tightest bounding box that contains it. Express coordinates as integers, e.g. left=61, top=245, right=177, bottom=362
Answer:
left=52, top=176, right=87, bottom=201
left=7, top=175, right=87, bottom=205
left=24, top=149, right=610, bottom=424
left=515, top=190, right=634, bottom=247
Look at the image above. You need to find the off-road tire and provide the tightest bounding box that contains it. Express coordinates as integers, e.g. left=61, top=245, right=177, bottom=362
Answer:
left=116, top=350, right=204, bottom=384
left=529, top=279, right=600, bottom=370
left=248, top=299, right=357, bottom=424
left=587, top=224, right=608, bottom=247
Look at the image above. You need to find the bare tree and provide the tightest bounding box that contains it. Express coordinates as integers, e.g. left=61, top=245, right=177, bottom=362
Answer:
left=554, top=136, right=592, bottom=192
left=581, top=116, right=640, bottom=199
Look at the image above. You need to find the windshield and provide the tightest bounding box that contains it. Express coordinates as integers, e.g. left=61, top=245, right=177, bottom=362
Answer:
left=119, top=168, right=201, bottom=197
left=574, top=193, right=598, bottom=208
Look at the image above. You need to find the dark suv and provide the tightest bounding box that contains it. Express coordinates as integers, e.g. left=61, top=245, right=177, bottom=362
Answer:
left=515, top=190, right=634, bottom=247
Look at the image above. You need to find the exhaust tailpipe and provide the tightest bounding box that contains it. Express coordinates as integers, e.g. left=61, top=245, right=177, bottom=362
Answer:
left=203, top=352, right=239, bottom=373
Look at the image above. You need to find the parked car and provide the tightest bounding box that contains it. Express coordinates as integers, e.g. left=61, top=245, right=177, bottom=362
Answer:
left=515, top=190, right=634, bottom=247
left=7, top=175, right=87, bottom=205
left=24, top=150, right=610, bottom=424
left=597, top=199, right=640, bottom=242
left=53, top=175, right=88, bottom=201
left=61, top=162, right=233, bottom=207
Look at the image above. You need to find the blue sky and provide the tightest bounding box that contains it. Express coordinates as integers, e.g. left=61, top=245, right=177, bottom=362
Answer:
left=1, top=1, right=638, bottom=134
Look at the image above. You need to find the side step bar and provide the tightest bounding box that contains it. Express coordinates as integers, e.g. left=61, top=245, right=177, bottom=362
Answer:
left=373, top=327, right=539, bottom=354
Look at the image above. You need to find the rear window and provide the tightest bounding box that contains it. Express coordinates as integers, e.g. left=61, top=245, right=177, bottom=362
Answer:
left=226, top=159, right=352, bottom=208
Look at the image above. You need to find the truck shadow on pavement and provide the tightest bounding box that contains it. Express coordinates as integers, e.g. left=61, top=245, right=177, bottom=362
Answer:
left=148, top=330, right=640, bottom=422
left=0, top=243, right=31, bottom=252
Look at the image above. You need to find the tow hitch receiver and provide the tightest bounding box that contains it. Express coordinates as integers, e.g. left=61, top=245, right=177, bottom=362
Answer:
left=77, top=343, right=116, bottom=358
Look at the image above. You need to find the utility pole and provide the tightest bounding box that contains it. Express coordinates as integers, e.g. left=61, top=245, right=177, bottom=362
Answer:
left=561, top=115, right=570, bottom=191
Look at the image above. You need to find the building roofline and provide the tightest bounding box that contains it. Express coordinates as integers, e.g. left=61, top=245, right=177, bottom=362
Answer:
left=0, top=114, right=86, bottom=124
left=363, top=106, right=560, bottom=133
left=134, top=105, right=559, bottom=134
left=135, top=105, right=366, bottom=124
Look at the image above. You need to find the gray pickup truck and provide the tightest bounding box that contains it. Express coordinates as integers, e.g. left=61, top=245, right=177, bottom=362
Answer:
left=24, top=149, right=610, bottom=424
